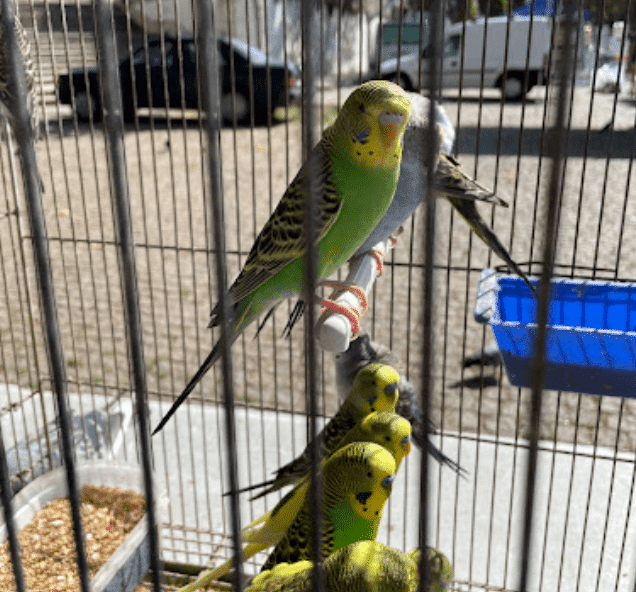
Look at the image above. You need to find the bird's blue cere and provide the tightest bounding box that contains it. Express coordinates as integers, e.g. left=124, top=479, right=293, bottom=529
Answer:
left=384, top=382, right=398, bottom=395
left=382, top=475, right=396, bottom=489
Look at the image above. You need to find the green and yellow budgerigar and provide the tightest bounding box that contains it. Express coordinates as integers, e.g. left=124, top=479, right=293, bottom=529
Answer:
left=153, top=81, right=412, bottom=435
left=176, top=442, right=397, bottom=592
left=180, top=412, right=411, bottom=592
left=247, top=541, right=452, bottom=592
left=240, top=411, right=412, bottom=547
left=334, top=411, right=411, bottom=469
left=336, top=333, right=465, bottom=475
left=233, top=363, right=401, bottom=500
left=261, top=441, right=396, bottom=570
left=248, top=541, right=416, bottom=592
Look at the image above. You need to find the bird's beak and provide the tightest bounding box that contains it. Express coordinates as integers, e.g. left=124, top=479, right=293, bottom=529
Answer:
left=401, top=435, right=412, bottom=457
left=378, top=111, right=405, bottom=147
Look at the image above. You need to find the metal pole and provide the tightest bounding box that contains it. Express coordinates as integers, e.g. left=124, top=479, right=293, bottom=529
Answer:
left=300, top=0, right=324, bottom=589
left=194, top=1, right=243, bottom=591
left=418, top=0, right=442, bottom=590
left=93, top=2, right=163, bottom=590
left=517, top=7, right=577, bottom=592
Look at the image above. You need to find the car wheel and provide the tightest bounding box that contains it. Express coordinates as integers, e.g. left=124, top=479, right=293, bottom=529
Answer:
left=385, top=73, right=411, bottom=91
left=501, top=74, right=525, bottom=101
left=220, top=90, right=250, bottom=124
left=74, top=90, right=101, bottom=122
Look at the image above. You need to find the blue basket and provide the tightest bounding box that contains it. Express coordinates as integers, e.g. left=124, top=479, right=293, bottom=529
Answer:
left=474, top=269, right=636, bottom=396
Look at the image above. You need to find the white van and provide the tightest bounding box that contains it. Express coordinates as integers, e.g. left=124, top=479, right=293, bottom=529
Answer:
left=379, top=15, right=553, bottom=100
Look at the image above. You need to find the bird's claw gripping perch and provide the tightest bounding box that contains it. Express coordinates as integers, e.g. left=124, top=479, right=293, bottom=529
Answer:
left=320, top=284, right=369, bottom=339
left=371, top=248, right=385, bottom=275
left=317, top=235, right=399, bottom=353
left=371, top=231, right=400, bottom=275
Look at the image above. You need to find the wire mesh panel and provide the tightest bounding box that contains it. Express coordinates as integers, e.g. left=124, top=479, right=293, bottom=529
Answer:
left=2, top=0, right=636, bottom=591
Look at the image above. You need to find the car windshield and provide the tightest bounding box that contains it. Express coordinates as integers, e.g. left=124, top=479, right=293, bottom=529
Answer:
left=421, top=34, right=460, bottom=59
left=226, top=39, right=269, bottom=65
left=133, top=42, right=173, bottom=67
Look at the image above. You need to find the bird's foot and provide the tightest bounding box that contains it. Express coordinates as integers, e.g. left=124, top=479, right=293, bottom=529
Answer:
left=366, top=228, right=402, bottom=275
left=319, top=283, right=368, bottom=339
left=370, top=247, right=386, bottom=275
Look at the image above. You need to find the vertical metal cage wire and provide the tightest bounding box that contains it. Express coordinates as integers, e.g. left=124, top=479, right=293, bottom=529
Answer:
left=1, top=0, right=636, bottom=590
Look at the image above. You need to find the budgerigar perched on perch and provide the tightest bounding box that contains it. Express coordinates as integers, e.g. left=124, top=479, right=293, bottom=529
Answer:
left=336, top=333, right=465, bottom=475
left=176, top=442, right=398, bottom=592
left=247, top=541, right=452, bottom=592
left=359, top=91, right=536, bottom=292
left=229, top=363, right=401, bottom=500
left=282, top=91, right=534, bottom=350
left=261, top=442, right=397, bottom=570
left=153, top=81, right=412, bottom=435
left=183, top=412, right=411, bottom=591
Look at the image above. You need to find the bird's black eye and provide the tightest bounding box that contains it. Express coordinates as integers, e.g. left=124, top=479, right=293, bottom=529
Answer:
left=366, top=471, right=373, bottom=479
left=385, top=436, right=391, bottom=442
left=359, top=102, right=365, bottom=113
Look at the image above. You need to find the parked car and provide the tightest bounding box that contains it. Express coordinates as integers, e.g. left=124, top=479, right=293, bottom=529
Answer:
left=371, top=17, right=453, bottom=70
left=58, top=36, right=301, bottom=124
left=378, top=16, right=552, bottom=100
left=371, top=20, right=429, bottom=70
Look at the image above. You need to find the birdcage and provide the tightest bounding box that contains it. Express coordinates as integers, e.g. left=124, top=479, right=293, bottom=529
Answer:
left=1, top=0, right=636, bottom=590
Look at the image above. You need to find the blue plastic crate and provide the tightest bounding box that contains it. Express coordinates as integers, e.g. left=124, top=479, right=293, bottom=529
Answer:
left=474, top=269, right=636, bottom=396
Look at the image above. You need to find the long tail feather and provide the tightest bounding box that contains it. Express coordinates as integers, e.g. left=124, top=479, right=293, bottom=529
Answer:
left=436, top=154, right=509, bottom=207
left=223, top=478, right=277, bottom=497
left=426, top=436, right=467, bottom=476
left=247, top=480, right=289, bottom=501
left=282, top=300, right=306, bottom=339
left=447, top=197, right=538, bottom=297
left=255, top=305, right=279, bottom=336
left=152, top=341, right=221, bottom=435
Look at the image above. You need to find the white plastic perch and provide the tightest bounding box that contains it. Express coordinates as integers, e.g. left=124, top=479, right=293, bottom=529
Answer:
left=316, top=234, right=398, bottom=353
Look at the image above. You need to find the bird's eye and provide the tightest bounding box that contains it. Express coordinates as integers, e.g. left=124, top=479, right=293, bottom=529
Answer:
left=385, top=436, right=391, bottom=442
left=366, top=471, right=373, bottom=479
left=359, top=102, right=365, bottom=113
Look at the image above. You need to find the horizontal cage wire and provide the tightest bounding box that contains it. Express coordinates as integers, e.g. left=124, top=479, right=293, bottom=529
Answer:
left=0, top=0, right=636, bottom=590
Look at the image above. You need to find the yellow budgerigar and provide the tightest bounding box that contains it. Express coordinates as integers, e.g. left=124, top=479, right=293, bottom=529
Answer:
left=247, top=541, right=452, bottom=592
left=177, top=442, right=397, bottom=592
left=261, top=441, right=396, bottom=569
left=408, top=547, right=454, bottom=592
left=334, top=411, right=411, bottom=469
left=235, top=363, right=401, bottom=500
left=241, top=411, right=411, bottom=544
left=179, top=414, right=411, bottom=592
